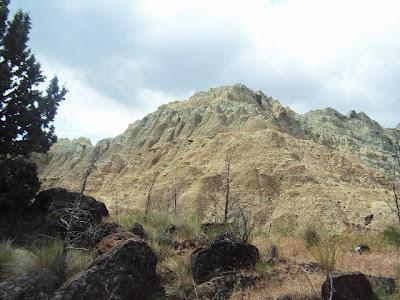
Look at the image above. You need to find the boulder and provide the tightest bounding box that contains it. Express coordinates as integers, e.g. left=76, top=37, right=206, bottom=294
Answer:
left=130, top=222, right=147, bottom=239
left=0, top=268, right=60, bottom=300
left=79, top=222, right=124, bottom=248
left=33, top=188, right=108, bottom=238
left=364, top=214, right=373, bottom=226
left=367, top=275, right=397, bottom=296
left=353, top=244, right=370, bottom=254
left=190, top=238, right=260, bottom=284
left=53, top=239, right=158, bottom=300
left=195, top=272, right=260, bottom=299
left=0, top=188, right=109, bottom=246
left=321, top=272, right=373, bottom=300
left=95, top=231, right=138, bottom=255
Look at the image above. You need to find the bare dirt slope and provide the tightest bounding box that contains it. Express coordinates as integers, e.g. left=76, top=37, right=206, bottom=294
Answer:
left=35, top=84, right=399, bottom=231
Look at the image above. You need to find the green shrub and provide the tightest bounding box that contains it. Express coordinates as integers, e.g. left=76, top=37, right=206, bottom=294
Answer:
left=383, top=226, right=400, bottom=247
left=0, top=158, right=40, bottom=212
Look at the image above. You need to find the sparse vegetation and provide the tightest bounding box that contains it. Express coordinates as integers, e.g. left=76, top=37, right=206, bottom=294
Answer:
left=303, top=225, right=321, bottom=248
left=309, top=238, right=339, bottom=273
left=0, top=240, right=91, bottom=282
left=383, top=226, right=400, bottom=247
left=164, top=256, right=196, bottom=299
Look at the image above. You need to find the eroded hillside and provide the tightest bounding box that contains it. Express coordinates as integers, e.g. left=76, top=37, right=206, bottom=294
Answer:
left=35, top=84, right=399, bottom=231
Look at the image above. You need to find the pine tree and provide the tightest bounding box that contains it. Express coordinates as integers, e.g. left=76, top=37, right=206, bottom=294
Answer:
left=0, top=0, right=67, bottom=211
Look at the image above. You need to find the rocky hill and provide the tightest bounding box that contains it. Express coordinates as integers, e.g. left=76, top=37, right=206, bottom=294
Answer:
left=35, top=84, right=399, bottom=231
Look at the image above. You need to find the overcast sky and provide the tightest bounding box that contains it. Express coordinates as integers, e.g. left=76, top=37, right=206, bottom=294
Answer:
left=9, top=0, right=400, bottom=143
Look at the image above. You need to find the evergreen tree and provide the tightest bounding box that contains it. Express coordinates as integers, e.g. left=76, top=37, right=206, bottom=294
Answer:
left=0, top=0, right=67, bottom=211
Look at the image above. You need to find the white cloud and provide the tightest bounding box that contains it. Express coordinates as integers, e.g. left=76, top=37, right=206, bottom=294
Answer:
left=18, top=0, right=400, bottom=142
left=40, top=58, right=180, bottom=143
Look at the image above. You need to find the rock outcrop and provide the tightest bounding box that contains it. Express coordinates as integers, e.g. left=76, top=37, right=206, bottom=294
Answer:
left=190, top=238, right=260, bottom=284
left=35, top=84, right=397, bottom=231
left=53, top=239, right=158, bottom=300
left=195, top=272, right=261, bottom=300
left=321, top=272, right=373, bottom=300
left=0, top=268, right=60, bottom=300
left=0, top=188, right=108, bottom=245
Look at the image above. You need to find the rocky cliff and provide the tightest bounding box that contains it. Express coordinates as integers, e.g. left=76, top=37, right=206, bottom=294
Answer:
left=35, top=84, right=399, bottom=231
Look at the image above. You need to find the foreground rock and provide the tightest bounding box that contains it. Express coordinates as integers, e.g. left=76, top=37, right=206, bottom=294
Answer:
left=0, top=188, right=108, bottom=245
left=53, top=239, right=157, bottom=300
left=190, top=238, right=260, bottom=284
left=79, top=222, right=125, bottom=249
left=195, top=272, right=261, bottom=299
left=95, top=231, right=138, bottom=255
left=33, top=187, right=108, bottom=238
left=0, top=268, right=60, bottom=300
left=367, top=275, right=397, bottom=296
left=321, top=272, right=373, bottom=300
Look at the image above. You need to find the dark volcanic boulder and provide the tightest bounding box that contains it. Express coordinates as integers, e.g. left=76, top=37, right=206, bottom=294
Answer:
left=195, top=272, right=261, bottom=299
left=190, top=239, right=260, bottom=284
left=95, top=231, right=138, bottom=255
left=33, top=188, right=108, bottom=238
left=78, top=222, right=124, bottom=248
left=0, top=268, right=60, bottom=300
left=130, top=222, right=147, bottom=239
left=367, top=275, right=397, bottom=296
left=321, top=272, right=373, bottom=300
left=53, top=239, right=157, bottom=300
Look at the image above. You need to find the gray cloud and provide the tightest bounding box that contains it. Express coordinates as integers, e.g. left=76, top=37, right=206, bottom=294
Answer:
left=9, top=0, right=400, bottom=141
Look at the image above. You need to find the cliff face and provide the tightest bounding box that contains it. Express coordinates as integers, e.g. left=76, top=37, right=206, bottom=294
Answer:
left=36, top=84, right=398, bottom=231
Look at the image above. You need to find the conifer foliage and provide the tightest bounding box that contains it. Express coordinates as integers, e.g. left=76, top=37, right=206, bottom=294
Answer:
left=0, top=0, right=67, bottom=211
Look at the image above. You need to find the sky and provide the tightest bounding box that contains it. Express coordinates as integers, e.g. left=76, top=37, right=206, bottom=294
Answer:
left=9, top=0, right=400, bottom=143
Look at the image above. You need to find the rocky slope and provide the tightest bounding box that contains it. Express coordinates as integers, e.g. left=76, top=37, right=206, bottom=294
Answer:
left=35, top=84, right=399, bottom=231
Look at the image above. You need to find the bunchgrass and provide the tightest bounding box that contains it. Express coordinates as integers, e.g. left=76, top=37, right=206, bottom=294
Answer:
left=383, top=226, right=400, bottom=248
left=31, top=240, right=65, bottom=278
left=0, top=240, right=16, bottom=280
left=310, top=238, right=339, bottom=273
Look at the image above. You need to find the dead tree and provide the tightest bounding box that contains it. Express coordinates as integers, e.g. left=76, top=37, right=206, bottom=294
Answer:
left=81, top=142, right=110, bottom=194
left=392, top=136, right=400, bottom=223
left=229, top=196, right=255, bottom=243
left=60, top=142, right=109, bottom=278
left=223, top=156, right=232, bottom=224
left=144, top=171, right=159, bottom=223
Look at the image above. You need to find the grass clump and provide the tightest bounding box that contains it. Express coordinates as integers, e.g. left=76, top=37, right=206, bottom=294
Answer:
left=66, top=249, right=93, bottom=278
left=164, top=256, right=196, bottom=299
left=383, top=226, right=400, bottom=247
left=31, top=240, right=65, bottom=278
left=309, top=238, right=339, bottom=273
left=303, top=225, right=320, bottom=248
left=0, top=240, right=16, bottom=280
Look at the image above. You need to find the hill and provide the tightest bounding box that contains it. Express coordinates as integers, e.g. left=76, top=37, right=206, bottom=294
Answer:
left=35, top=84, right=399, bottom=231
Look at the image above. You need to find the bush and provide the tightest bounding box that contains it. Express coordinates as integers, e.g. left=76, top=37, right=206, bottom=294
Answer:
left=383, top=226, right=400, bottom=247
left=0, top=158, right=40, bottom=212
